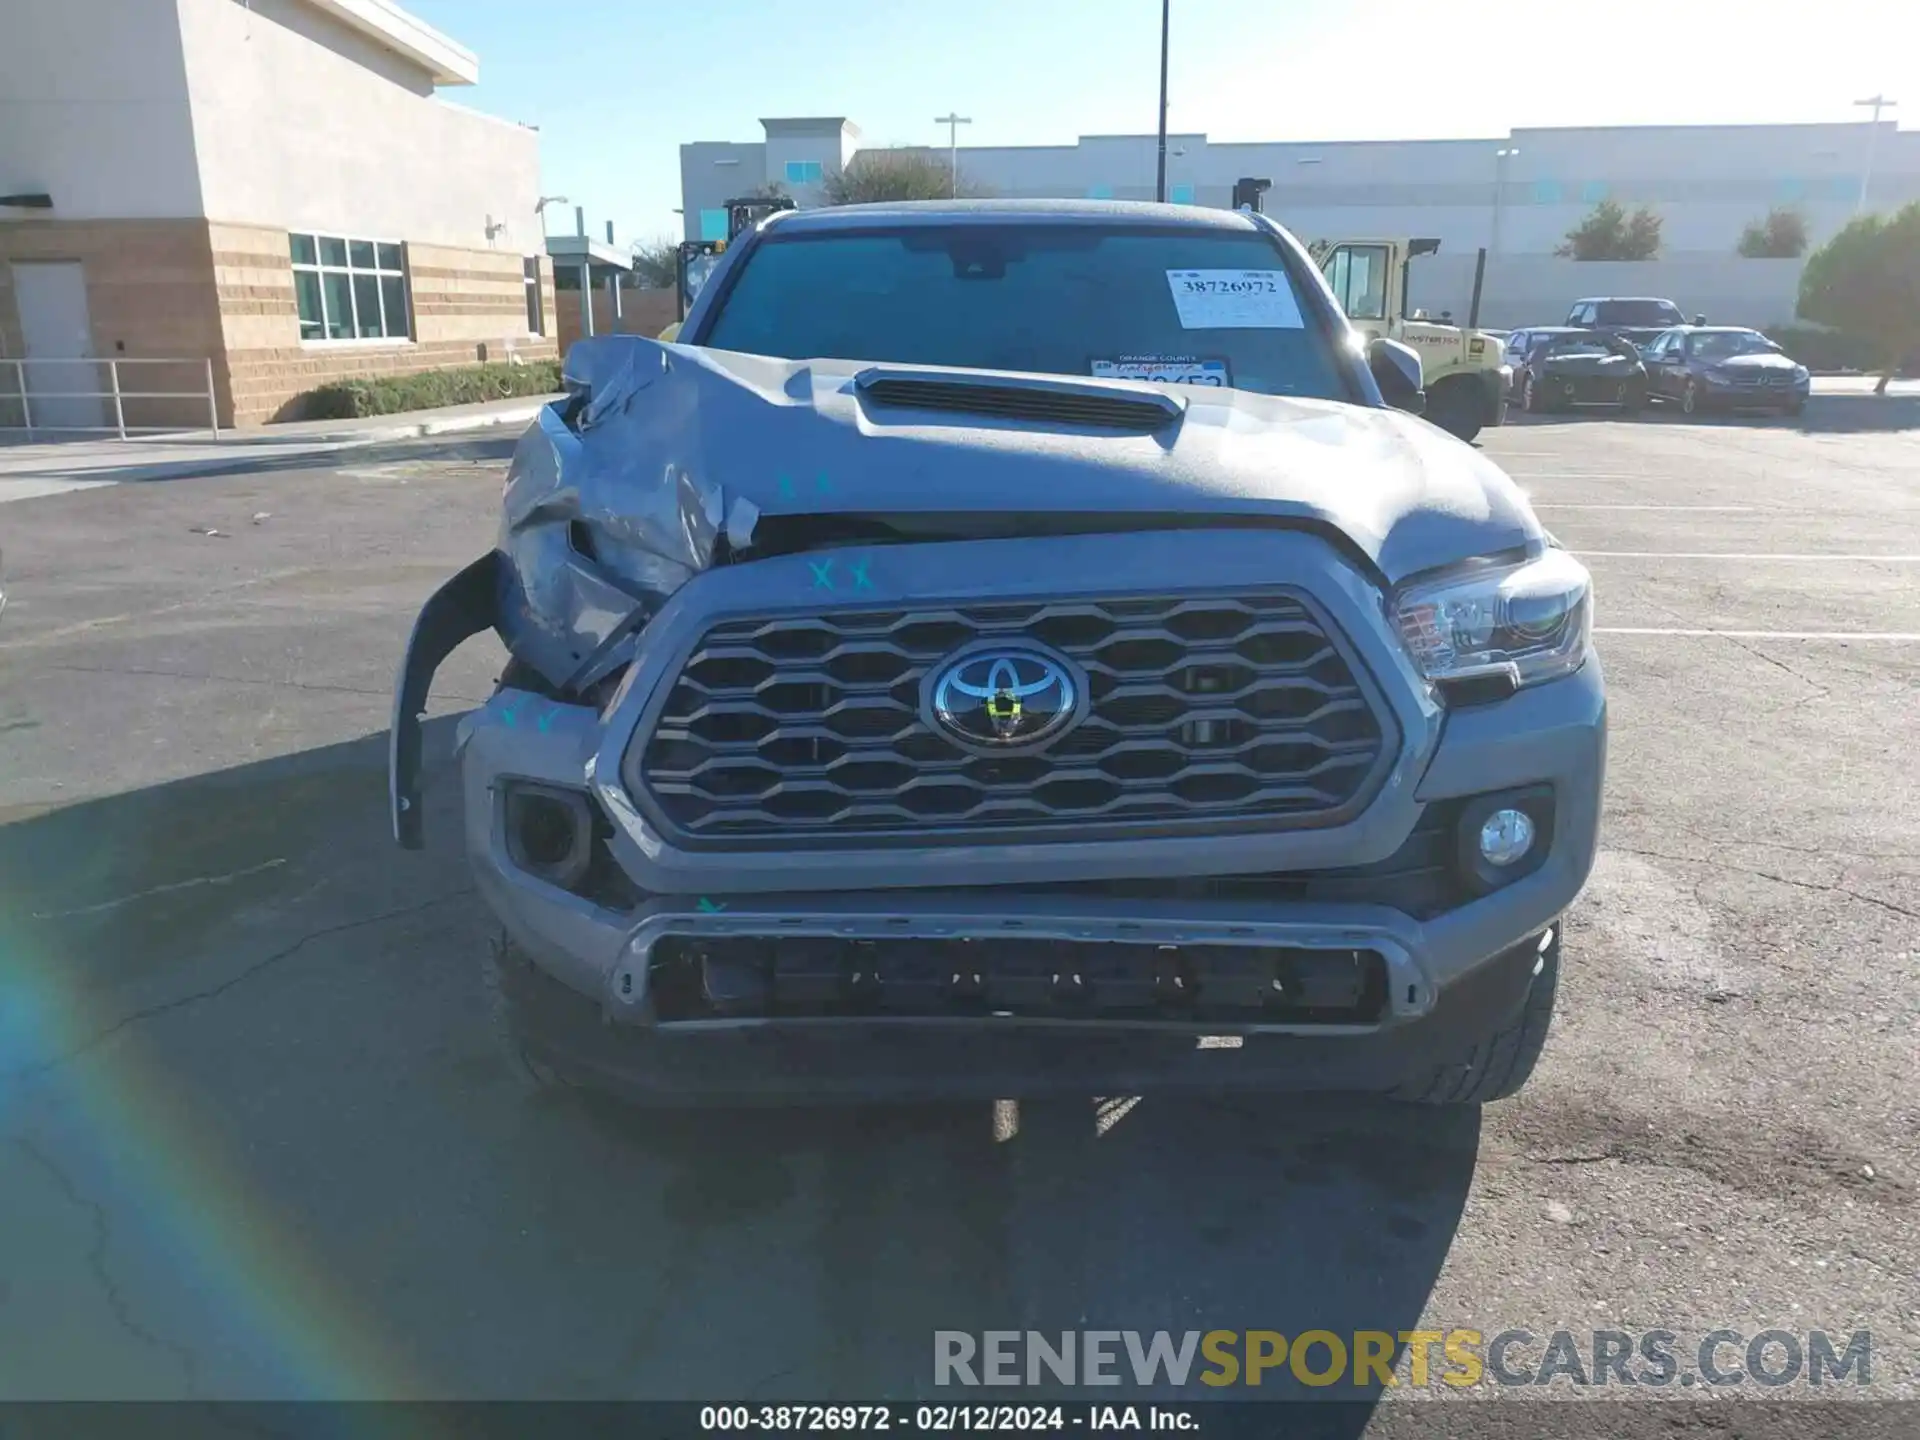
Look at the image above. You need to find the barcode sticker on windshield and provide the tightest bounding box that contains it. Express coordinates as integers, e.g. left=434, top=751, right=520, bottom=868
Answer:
left=1165, top=270, right=1304, bottom=329
left=1092, top=356, right=1230, bottom=386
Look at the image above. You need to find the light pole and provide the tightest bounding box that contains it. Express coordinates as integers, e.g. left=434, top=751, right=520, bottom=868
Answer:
left=1854, top=95, right=1897, bottom=214
left=534, top=195, right=569, bottom=237
left=934, top=113, right=972, bottom=197
left=1490, top=147, right=1519, bottom=254
left=1155, top=0, right=1171, bottom=203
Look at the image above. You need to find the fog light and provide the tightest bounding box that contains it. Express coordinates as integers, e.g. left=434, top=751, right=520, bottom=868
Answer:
left=504, top=783, right=594, bottom=891
left=1478, top=808, right=1536, bottom=867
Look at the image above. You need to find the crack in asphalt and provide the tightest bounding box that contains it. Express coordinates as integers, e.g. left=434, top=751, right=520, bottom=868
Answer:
left=1665, top=822, right=1920, bottom=864
left=7, top=888, right=475, bottom=1085
left=14, top=1134, right=203, bottom=1395
left=1606, top=844, right=1920, bottom=923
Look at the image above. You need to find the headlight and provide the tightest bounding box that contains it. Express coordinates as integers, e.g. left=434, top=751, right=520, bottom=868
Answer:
left=1793, top=365, right=1810, bottom=381
left=1391, top=549, right=1593, bottom=691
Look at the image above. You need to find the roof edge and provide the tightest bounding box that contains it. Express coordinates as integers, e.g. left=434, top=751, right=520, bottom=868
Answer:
left=298, top=0, right=479, bottom=85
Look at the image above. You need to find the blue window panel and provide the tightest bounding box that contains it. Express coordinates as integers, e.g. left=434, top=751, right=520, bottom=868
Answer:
left=1532, top=178, right=1563, bottom=204
left=1087, top=184, right=1114, bottom=199
left=1829, top=174, right=1858, bottom=201
left=784, top=160, right=806, bottom=183
left=1775, top=176, right=1806, bottom=203
left=698, top=208, right=728, bottom=241
left=1170, top=183, right=1194, bottom=205
left=1580, top=180, right=1607, bottom=204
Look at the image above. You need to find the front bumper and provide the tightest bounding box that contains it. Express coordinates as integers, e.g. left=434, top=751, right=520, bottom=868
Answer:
left=396, top=525, right=1604, bottom=1099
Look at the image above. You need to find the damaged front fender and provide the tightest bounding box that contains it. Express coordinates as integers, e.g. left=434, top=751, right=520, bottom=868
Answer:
left=389, top=551, right=502, bottom=849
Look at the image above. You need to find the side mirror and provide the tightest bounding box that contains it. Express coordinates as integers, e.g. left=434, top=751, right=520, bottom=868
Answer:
left=1693, top=314, right=1707, bottom=326
left=1367, top=336, right=1424, bottom=414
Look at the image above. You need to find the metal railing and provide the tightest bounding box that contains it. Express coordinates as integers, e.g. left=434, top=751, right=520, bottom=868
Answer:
left=0, top=357, right=219, bottom=440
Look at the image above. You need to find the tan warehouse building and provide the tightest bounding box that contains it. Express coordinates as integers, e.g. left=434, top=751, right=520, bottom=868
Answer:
left=0, top=0, right=557, bottom=430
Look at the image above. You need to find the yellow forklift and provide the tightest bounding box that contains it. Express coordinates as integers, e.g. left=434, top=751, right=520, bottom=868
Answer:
left=662, top=194, right=795, bottom=340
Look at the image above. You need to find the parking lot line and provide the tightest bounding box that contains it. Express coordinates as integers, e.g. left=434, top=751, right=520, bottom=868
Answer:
left=1577, top=552, right=1920, bottom=562
left=1596, top=627, right=1920, bottom=641
left=1531, top=504, right=1756, bottom=512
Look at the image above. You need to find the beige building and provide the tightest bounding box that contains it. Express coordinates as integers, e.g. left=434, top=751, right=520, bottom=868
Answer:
left=0, top=0, right=558, bottom=430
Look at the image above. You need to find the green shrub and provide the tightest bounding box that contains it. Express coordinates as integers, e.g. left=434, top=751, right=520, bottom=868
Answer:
left=1763, top=325, right=1886, bottom=373
left=293, top=359, right=564, bottom=421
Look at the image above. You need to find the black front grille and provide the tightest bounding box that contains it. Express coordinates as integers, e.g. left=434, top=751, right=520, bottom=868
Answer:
left=859, top=377, right=1179, bottom=432
left=636, top=593, right=1390, bottom=844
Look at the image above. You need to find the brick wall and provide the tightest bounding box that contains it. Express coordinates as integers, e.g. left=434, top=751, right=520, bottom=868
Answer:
left=0, top=218, right=561, bottom=431
left=0, top=219, right=225, bottom=432
left=555, top=286, right=679, bottom=357
left=212, top=222, right=559, bottom=426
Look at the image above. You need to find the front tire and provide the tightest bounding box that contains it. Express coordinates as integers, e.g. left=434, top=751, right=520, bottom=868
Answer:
left=1391, top=928, right=1560, bottom=1106
left=1425, top=376, right=1486, bottom=442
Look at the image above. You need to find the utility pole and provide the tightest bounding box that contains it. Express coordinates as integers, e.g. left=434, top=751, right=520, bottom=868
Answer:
left=1854, top=94, right=1898, bottom=214
left=1155, top=0, right=1171, bottom=203
left=934, top=113, right=972, bottom=198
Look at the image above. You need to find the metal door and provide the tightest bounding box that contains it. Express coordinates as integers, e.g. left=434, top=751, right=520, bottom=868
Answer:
left=12, top=261, right=105, bottom=432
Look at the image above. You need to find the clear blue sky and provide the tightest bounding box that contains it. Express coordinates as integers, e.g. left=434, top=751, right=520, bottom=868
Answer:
left=405, top=0, right=1910, bottom=246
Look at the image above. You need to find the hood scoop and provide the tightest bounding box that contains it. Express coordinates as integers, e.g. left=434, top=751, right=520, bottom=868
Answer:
left=855, top=365, right=1184, bottom=433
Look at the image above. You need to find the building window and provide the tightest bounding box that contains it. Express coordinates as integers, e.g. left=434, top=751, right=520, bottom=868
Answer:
left=1170, top=183, right=1195, bottom=205
left=290, top=233, right=410, bottom=341
left=699, top=208, right=729, bottom=241
left=523, top=256, right=544, bottom=336
left=1532, top=178, right=1563, bottom=204
left=1580, top=180, right=1608, bottom=204
left=1087, top=184, right=1114, bottom=200
left=783, top=160, right=824, bottom=185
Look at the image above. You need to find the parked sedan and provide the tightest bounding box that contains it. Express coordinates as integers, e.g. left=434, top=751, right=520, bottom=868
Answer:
left=1641, top=327, right=1810, bottom=415
left=1515, top=330, right=1648, bottom=414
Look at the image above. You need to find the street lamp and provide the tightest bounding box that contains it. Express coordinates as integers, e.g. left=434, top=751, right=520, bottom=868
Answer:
left=1853, top=95, right=1897, bottom=213
left=934, top=113, right=972, bottom=197
left=534, top=195, right=569, bottom=237
left=1491, top=147, right=1519, bottom=255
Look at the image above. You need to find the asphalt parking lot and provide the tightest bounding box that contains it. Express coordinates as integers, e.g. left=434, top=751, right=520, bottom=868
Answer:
left=0, top=394, right=1916, bottom=1429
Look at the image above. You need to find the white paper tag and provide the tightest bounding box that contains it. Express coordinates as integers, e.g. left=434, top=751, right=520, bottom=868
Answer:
left=1165, top=270, right=1304, bottom=329
left=1092, top=357, right=1230, bottom=386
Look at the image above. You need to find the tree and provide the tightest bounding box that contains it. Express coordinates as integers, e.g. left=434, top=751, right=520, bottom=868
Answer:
left=821, top=148, right=989, bottom=205
left=1797, top=201, right=1920, bottom=395
left=1555, top=198, right=1663, bottom=260
left=1738, top=207, right=1809, bottom=259
left=628, top=237, right=679, bottom=290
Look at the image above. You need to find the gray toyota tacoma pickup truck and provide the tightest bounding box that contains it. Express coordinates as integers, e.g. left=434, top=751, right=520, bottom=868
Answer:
left=390, top=200, right=1605, bottom=1106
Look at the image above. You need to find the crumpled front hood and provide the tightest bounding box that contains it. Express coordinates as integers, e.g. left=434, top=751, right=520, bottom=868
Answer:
left=496, top=336, right=1543, bottom=689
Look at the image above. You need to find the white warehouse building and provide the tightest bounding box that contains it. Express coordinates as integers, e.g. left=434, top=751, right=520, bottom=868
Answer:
left=680, top=116, right=1920, bottom=328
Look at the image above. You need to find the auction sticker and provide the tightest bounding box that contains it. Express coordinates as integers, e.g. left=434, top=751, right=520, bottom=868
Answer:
left=1092, top=355, right=1230, bottom=386
left=1165, top=269, right=1304, bottom=329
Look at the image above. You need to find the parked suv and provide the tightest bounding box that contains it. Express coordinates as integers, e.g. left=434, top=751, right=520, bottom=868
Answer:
left=391, top=200, right=1606, bottom=1107
left=1564, top=296, right=1698, bottom=353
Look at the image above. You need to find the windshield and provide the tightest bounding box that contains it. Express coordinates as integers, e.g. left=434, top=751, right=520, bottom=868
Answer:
left=1693, top=330, right=1780, bottom=361
left=1594, top=299, right=1686, bottom=326
left=701, top=225, right=1349, bottom=400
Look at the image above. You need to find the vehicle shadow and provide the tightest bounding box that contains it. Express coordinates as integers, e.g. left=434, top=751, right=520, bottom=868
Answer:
left=1507, top=392, right=1920, bottom=433
left=0, top=723, right=1475, bottom=1422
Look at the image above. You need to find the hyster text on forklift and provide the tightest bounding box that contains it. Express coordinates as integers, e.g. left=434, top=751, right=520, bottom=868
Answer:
left=1233, top=177, right=1509, bottom=443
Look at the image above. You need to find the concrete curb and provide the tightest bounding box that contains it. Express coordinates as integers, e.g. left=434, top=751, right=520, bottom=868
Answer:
left=0, top=396, right=558, bottom=490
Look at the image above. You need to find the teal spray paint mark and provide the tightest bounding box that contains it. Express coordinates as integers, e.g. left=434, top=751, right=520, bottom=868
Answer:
left=696, top=897, right=728, bottom=914
left=777, top=474, right=797, bottom=500
left=809, top=558, right=836, bottom=590
left=535, top=707, right=557, bottom=734
left=498, top=706, right=518, bottom=728
left=850, top=556, right=874, bottom=591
